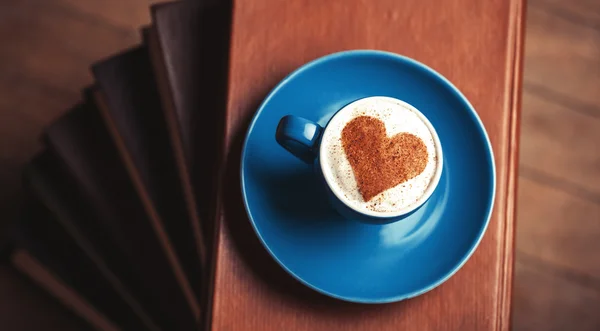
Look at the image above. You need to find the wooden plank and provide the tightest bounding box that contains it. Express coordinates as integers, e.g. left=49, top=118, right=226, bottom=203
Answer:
left=520, top=92, right=600, bottom=195
left=530, top=0, right=600, bottom=29
left=517, top=177, right=600, bottom=276
left=0, top=0, right=138, bottom=91
left=515, top=1, right=600, bottom=330
left=512, top=258, right=600, bottom=331
left=525, top=2, right=600, bottom=108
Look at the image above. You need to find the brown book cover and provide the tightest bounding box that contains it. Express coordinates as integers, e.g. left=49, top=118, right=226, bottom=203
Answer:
left=91, top=46, right=204, bottom=299
left=206, top=0, right=524, bottom=330
left=147, top=0, right=231, bottom=252
left=18, top=151, right=161, bottom=331
left=44, top=101, right=199, bottom=330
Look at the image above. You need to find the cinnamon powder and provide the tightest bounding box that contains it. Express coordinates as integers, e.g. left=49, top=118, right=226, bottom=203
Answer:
left=341, top=116, right=428, bottom=201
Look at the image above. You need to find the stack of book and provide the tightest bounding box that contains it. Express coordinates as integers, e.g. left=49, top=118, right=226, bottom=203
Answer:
left=5, top=1, right=230, bottom=330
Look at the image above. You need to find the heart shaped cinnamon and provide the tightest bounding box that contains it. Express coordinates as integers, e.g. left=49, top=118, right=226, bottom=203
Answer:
left=341, top=116, right=428, bottom=202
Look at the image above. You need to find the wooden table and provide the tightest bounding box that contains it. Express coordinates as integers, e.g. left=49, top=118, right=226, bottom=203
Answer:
left=206, top=0, right=524, bottom=330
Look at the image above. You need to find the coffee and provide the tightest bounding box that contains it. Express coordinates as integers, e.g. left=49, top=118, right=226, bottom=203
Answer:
left=319, top=97, right=440, bottom=215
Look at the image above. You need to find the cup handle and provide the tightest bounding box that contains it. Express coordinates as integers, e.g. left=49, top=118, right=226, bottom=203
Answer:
left=276, top=115, right=323, bottom=163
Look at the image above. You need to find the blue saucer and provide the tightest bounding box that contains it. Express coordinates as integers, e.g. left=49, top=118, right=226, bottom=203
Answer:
left=241, top=50, right=495, bottom=303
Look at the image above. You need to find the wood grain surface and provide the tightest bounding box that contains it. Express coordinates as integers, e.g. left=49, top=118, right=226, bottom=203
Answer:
left=513, top=257, right=600, bottom=331
left=518, top=178, right=600, bottom=277
left=514, top=0, right=600, bottom=329
left=208, top=0, right=523, bottom=330
left=525, top=0, right=600, bottom=108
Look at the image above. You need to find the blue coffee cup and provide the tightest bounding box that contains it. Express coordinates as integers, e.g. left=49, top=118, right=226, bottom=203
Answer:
left=276, top=96, right=443, bottom=224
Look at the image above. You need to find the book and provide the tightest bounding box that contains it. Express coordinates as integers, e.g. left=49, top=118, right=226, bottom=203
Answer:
left=207, top=0, right=523, bottom=330
left=44, top=101, right=199, bottom=330
left=148, top=0, right=231, bottom=254
left=91, top=45, right=205, bottom=300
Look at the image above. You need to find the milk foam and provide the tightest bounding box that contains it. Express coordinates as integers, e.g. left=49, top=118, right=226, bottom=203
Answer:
left=320, top=97, right=440, bottom=215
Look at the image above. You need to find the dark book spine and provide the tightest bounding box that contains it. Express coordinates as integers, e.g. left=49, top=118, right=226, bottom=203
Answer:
left=44, top=102, right=198, bottom=330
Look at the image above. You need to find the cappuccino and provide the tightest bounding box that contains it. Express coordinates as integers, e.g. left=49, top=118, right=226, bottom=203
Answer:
left=319, top=97, right=441, bottom=215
